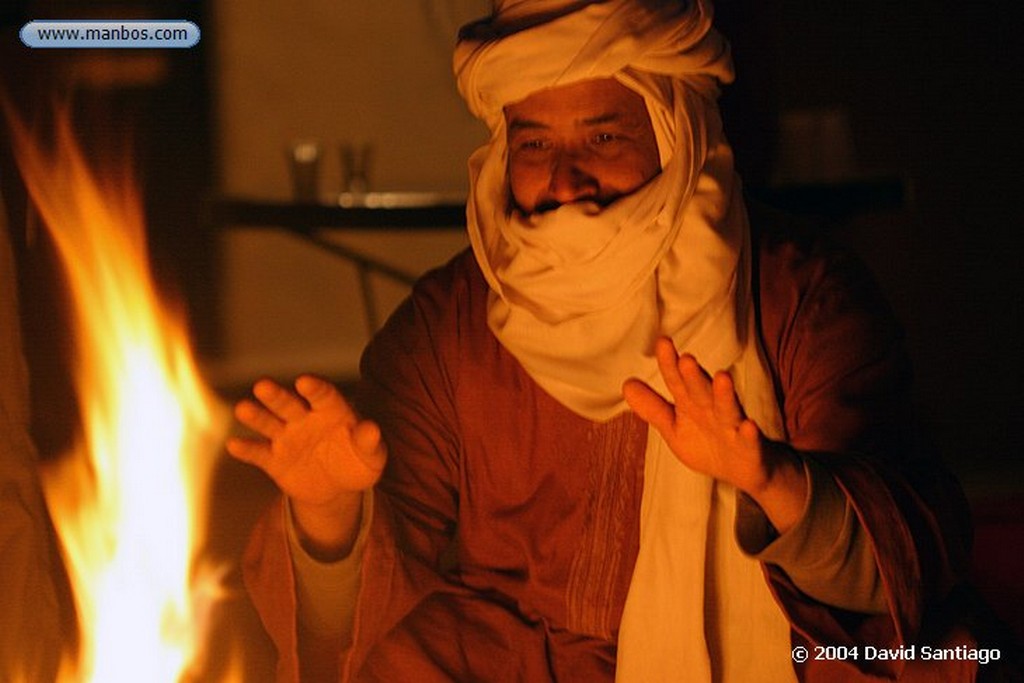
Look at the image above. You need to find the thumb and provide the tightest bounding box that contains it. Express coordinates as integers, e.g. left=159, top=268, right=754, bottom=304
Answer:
left=351, top=420, right=387, bottom=473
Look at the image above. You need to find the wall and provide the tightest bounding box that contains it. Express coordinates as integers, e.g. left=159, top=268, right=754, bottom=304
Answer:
left=213, top=0, right=490, bottom=197
left=209, top=0, right=489, bottom=386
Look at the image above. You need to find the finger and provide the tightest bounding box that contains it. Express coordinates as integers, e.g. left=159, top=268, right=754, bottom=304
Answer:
left=234, top=399, right=285, bottom=439
left=654, top=337, right=688, bottom=402
left=678, top=354, right=713, bottom=409
left=738, top=418, right=761, bottom=446
left=352, top=420, right=388, bottom=473
left=623, top=378, right=676, bottom=436
left=295, top=375, right=355, bottom=423
left=711, top=371, right=743, bottom=426
left=253, top=378, right=308, bottom=422
left=225, top=436, right=272, bottom=470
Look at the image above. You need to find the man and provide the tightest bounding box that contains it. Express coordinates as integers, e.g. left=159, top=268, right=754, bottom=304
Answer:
left=228, top=1, right=982, bottom=680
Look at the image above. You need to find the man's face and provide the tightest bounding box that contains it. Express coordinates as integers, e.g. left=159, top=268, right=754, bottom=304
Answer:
left=504, top=77, right=661, bottom=214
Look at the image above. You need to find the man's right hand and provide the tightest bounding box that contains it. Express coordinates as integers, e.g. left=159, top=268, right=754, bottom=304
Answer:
left=226, top=375, right=387, bottom=560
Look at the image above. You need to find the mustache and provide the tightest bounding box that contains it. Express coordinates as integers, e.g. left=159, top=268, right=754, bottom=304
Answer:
left=517, top=193, right=620, bottom=215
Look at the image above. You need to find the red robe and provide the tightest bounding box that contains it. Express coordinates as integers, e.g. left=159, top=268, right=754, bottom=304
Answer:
left=244, top=212, right=993, bottom=682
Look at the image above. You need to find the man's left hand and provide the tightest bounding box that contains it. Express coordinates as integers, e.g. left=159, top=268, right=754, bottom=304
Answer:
left=623, top=337, right=807, bottom=533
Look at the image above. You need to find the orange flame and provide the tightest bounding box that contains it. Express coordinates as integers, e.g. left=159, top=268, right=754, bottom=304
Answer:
left=8, top=111, right=233, bottom=682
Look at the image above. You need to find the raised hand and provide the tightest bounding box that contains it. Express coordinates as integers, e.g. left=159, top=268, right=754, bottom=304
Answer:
left=622, top=337, right=806, bottom=532
left=227, top=375, right=387, bottom=557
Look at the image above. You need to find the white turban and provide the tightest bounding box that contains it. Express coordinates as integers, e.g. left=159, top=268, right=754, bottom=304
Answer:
left=455, top=0, right=733, bottom=130
left=453, top=0, right=755, bottom=420
left=453, top=2, right=798, bottom=682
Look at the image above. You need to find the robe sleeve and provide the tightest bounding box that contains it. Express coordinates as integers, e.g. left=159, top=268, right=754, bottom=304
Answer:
left=754, top=224, right=973, bottom=680
left=287, top=493, right=371, bottom=644
left=239, top=255, right=472, bottom=682
left=737, top=459, right=887, bottom=615
left=242, top=497, right=302, bottom=683
left=240, top=491, right=373, bottom=683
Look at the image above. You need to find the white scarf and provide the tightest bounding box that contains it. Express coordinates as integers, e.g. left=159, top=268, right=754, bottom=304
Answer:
left=455, top=2, right=796, bottom=681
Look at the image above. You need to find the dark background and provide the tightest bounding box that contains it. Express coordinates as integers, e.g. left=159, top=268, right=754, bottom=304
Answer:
left=716, top=0, right=1023, bottom=496
left=2, top=0, right=1022, bottom=650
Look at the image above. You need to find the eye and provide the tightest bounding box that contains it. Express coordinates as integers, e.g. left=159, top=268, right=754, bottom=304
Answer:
left=514, top=138, right=551, bottom=153
left=590, top=132, right=618, bottom=145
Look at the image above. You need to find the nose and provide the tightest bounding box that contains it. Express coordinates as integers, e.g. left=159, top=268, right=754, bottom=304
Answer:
left=546, top=149, right=598, bottom=207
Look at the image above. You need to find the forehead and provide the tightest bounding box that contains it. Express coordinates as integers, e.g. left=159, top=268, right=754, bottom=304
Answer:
left=503, top=77, right=650, bottom=128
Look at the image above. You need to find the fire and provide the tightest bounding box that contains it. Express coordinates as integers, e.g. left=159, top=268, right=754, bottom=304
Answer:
left=8, top=112, right=233, bottom=681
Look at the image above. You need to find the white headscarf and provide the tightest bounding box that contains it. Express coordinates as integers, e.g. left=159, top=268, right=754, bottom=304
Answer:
left=455, top=2, right=796, bottom=681
left=456, top=0, right=747, bottom=420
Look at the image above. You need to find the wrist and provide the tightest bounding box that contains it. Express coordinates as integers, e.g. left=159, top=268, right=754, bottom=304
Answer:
left=289, top=491, right=364, bottom=562
left=746, top=443, right=809, bottom=535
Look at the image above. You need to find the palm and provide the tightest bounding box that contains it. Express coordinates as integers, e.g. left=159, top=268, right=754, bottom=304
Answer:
left=227, top=376, right=387, bottom=507
left=658, top=391, right=764, bottom=492
left=623, top=338, right=769, bottom=495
